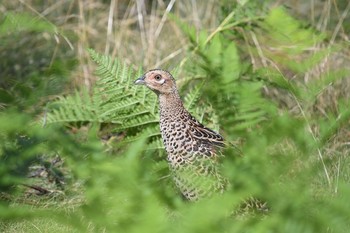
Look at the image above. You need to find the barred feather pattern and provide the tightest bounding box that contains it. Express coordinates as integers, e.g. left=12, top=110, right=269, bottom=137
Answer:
left=135, top=69, right=227, bottom=201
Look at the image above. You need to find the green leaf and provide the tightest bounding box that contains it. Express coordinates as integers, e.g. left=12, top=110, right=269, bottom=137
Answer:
left=0, top=12, right=57, bottom=35
left=45, top=49, right=160, bottom=151
left=222, top=42, right=240, bottom=83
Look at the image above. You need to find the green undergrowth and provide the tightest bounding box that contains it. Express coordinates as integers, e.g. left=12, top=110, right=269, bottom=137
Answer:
left=1, top=3, right=350, bottom=233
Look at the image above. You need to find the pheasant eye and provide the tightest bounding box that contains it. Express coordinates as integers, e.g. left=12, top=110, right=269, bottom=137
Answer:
left=154, top=75, right=162, bottom=81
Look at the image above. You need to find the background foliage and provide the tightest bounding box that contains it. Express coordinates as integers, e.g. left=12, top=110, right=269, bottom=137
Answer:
left=1, top=0, right=350, bottom=232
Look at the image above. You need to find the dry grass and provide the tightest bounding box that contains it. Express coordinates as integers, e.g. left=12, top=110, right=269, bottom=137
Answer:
left=0, top=219, right=78, bottom=233
left=1, top=0, right=221, bottom=88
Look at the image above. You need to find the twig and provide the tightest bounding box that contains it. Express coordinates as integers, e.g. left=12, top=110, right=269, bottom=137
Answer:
left=105, top=0, right=116, bottom=54
left=335, top=156, right=341, bottom=194
left=330, top=0, right=350, bottom=44
left=205, top=11, right=235, bottom=45
left=136, top=0, right=147, bottom=56
left=22, top=184, right=51, bottom=195
left=154, top=48, right=183, bottom=68
left=293, top=96, right=332, bottom=188
left=250, top=31, right=268, bottom=67
left=155, top=0, right=176, bottom=39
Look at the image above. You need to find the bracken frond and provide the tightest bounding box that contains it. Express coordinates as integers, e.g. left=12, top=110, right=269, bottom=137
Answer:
left=45, top=49, right=160, bottom=150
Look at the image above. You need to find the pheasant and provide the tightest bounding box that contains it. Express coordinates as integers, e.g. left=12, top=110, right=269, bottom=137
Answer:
left=135, top=69, right=227, bottom=201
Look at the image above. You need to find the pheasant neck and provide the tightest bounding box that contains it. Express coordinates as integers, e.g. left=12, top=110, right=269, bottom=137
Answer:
left=158, top=91, right=185, bottom=117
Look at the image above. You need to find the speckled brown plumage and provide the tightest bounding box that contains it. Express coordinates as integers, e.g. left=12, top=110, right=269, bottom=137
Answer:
left=135, top=69, right=226, bottom=201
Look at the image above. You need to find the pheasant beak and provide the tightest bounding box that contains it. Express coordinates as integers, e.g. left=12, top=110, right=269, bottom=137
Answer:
left=134, top=76, right=146, bottom=85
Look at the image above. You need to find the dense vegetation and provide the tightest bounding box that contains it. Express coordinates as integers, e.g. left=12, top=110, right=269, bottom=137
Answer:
left=1, top=1, right=350, bottom=232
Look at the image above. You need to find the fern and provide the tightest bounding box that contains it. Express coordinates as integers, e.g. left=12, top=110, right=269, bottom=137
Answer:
left=45, top=49, right=215, bottom=152
left=184, top=83, right=203, bottom=110
left=46, top=89, right=98, bottom=123
left=45, top=49, right=159, bottom=149
left=179, top=23, right=270, bottom=136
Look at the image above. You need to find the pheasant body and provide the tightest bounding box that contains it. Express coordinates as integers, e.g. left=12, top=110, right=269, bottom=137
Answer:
left=135, top=69, right=226, bottom=201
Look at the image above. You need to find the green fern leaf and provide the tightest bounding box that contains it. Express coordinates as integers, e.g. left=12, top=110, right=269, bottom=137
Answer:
left=45, top=49, right=160, bottom=150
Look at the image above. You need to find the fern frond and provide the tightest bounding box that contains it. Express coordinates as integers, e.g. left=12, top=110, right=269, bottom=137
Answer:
left=146, top=138, right=165, bottom=151
left=122, top=125, right=161, bottom=143
left=46, top=90, right=98, bottom=123
left=232, top=82, right=269, bottom=130
left=184, top=83, right=203, bottom=110
left=116, top=115, right=160, bottom=130
left=45, top=49, right=161, bottom=151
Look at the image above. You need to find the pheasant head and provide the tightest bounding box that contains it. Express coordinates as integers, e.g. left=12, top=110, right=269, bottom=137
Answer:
left=134, top=69, right=177, bottom=95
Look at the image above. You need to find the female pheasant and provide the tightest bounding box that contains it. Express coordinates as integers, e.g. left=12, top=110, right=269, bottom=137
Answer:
left=135, top=69, right=226, bottom=201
